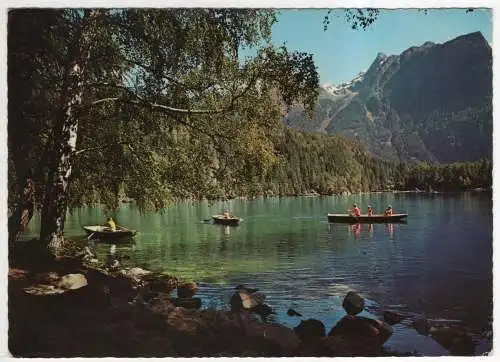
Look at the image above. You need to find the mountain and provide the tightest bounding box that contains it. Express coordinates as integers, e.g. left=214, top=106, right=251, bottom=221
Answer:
left=285, top=31, right=493, bottom=163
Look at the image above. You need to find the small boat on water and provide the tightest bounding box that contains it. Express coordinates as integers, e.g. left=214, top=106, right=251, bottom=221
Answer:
left=327, top=213, right=408, bottom=224
left=83, top=225, right=137, bottom=241
left=212, top=215, right=241, bottom=226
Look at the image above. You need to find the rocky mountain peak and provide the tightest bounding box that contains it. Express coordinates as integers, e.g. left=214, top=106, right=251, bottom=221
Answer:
left=287, top=32, right=492, bottom=164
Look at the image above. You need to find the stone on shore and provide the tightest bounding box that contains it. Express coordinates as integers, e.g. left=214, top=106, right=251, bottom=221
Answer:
left=147, top=275, right=178, bottom=294
left=430, top=326, right=475, bottom=355
left=328, top=315, right=393, bottom=346
left=120, top=267, right=153, bottom=285
left=342, top=291, right=365, bottom=315
left=148, top=294, right=176, bottom=316
left=177, top=282, right=198, bottom=298
left=293, top=319, right=326, bottom=343
left=57, top=273, right=88, bottom=290
left=170, top=297, right=202, bottom=309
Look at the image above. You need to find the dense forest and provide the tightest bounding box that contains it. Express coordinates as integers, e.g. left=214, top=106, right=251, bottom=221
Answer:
left=222, top=127, right=491, bottom=198
left=8, top=9, right=491, bottom=254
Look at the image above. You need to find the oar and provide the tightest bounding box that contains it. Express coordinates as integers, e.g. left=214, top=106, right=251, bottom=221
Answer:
left=87, top=232, right=96, bottom=240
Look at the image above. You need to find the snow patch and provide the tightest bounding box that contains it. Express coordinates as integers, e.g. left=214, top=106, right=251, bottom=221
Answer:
left=322, top=71, right=365, bottom=96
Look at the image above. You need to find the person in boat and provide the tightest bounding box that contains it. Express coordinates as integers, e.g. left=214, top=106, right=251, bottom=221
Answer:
left=223, top=211, right=234, bottom=219
left=104, top=217, right=117, bottom=232
left=351, top=204, right=361, bottom=217
left=384, top=205, right=393, bottom=216
left=367, top=205, right=374, bottom=216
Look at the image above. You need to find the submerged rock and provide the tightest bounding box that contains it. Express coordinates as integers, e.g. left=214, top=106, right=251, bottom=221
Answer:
left=383, top=310, right=403, bottom=325
left=412, top=317, right=432, bottom=336
left=342, top=291, right=365, bottom=315
left=287, top=308, right=302, bottom=317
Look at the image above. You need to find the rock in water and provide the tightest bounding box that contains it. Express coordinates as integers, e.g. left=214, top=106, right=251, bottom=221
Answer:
left=57, top=273, right=88, bottom=290
left=328, top=315, right=393, bottom=345
left=148, top=275, right=178, bottom=294
left=241, top=291, right=265, bottom=309
left=287, top=308, right=303, bottom=317
left=383, top=310, right=403, bottom=325
left=342, top=291, right=365, bottom=315
left=231, top=290, right=266, bottom=310
left=412, top=318, right=431, bottom=336
left=250, top=303, right=275, bottom=321
left=294, top=319, right=326, bottom=343
left=177, top=282, right=198, bottom=298
left=430, top=326, right=475, bottom=355
left=235, top=284, right=259, bottom=294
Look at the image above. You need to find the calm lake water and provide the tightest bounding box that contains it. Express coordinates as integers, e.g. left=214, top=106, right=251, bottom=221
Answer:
left=24, top=192, right=493, bottom=355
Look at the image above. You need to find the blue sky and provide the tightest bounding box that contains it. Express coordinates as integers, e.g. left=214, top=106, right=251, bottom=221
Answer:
left=268, top=8, right=492, bottom=85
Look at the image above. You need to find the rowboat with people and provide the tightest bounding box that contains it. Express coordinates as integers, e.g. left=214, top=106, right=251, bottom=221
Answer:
left=212, top=212, right=241, bottom=226
left=327, top=213, right=408, bottom=224
left=83, top=225, right=137, bottom=241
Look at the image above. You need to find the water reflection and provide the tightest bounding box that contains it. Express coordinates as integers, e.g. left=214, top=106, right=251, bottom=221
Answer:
left=350, top=223, right=361, bottom=238
left=385, top=223, right=394, bottom=239
left=341, top=223, right=397, bottom=239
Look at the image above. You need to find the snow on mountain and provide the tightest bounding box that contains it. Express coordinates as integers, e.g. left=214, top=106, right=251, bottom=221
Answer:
left=322, top=71, right=366, bottom=97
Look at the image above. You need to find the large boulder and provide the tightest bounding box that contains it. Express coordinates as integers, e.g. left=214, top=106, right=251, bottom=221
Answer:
left=294, top=335, right=385, bottom=357
left=147, top=275, right=178, bottom=294
left=230, top=290, right=266, bottom=311
left=328, top=315, right=393, bottom=346
left=120, top=267, right=153, bottom=286
left=177, top=282, right=198, bottom=298
left=293, top=319, right=326, bottom=343
left=342, top=291, right=365, bottom=315
left=244, top=321, right=301, bottom=355
left=166, top=307, right=206, bottom=333
left=148, top=294, right=176, bottom=316
left=430, top=326, right=475, bottom=355
left=170, top=297, right=202, bottom=309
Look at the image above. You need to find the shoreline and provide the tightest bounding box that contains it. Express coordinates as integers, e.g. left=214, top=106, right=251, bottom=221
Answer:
left=7, top=246, right=400, bottom=357
left=118, top=187, right=492, bottom=205
left=8, top=242, right=488, bottom=357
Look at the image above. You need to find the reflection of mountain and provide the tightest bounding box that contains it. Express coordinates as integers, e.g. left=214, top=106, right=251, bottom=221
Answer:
left=287, top=32, right=492, bottom=163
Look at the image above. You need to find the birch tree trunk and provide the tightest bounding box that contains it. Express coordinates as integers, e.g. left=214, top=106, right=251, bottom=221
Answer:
left=39, top=11, right=100, bottom=252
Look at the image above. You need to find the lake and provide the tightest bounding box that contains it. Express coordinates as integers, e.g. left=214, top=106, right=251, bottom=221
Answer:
left=24, top=192, right=493, bottom=355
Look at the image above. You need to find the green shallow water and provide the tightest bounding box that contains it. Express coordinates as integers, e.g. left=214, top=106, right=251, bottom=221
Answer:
left=23, top=192, right=492, bottom=355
